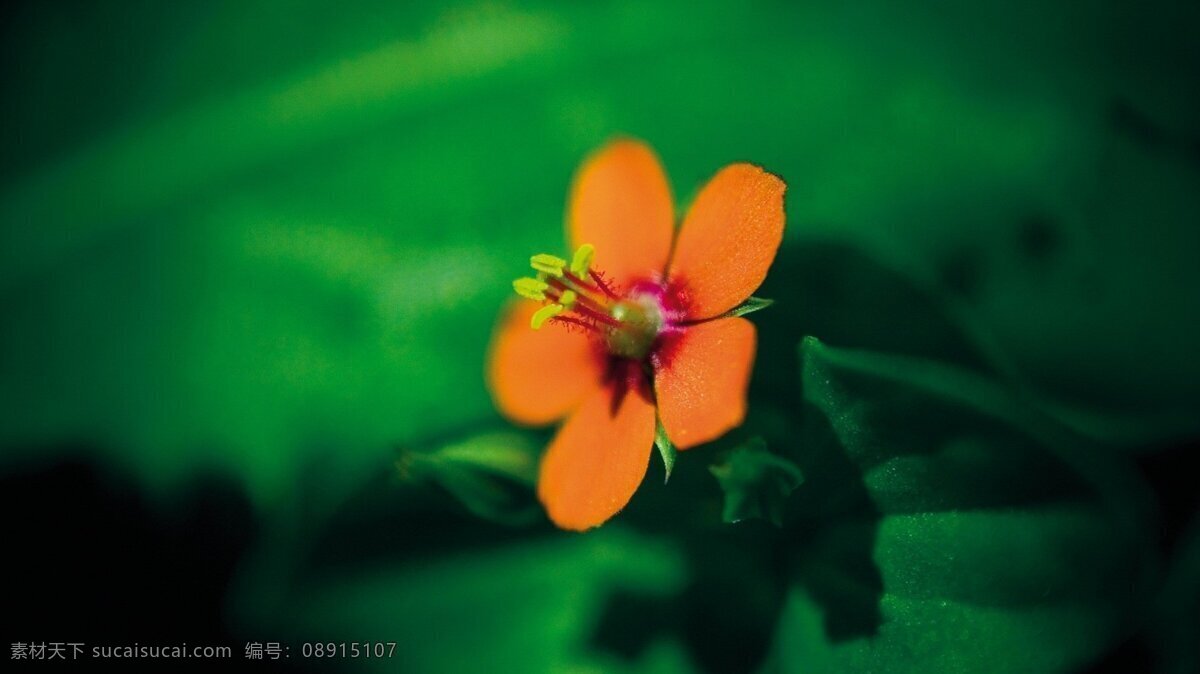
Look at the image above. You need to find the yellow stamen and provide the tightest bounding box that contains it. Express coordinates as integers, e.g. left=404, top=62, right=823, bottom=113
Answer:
left=530, top=253, right=567, bottom=277
left=512, top=277, right=549, bottom=301
left=570, top=243, right=594, bottom=276
left=530, top=304, right=564, bottom=329
left=558, top=289, right=577, bottom=308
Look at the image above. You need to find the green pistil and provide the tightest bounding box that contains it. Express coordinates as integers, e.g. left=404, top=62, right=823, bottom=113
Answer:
left=607, top=297, right=663, bottom=359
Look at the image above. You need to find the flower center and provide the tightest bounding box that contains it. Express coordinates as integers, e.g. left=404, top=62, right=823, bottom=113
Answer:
left=512, top=244, right=666, bottom=361
left=607, top=296, right=663, bottom=360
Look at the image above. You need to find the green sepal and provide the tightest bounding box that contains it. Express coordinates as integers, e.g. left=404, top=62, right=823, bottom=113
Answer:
left=654, top=416, right=676, bottom=484
left=722, top=296, right=774, bottom=319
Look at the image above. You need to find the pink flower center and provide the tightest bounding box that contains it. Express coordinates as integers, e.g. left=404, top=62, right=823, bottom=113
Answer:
left=514, top=246, right=689, bottom=369
left=545, top=271, right=677, bottom=361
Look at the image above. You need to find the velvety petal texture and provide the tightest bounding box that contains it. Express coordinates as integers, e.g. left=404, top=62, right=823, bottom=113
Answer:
left=487, top=302, right=604, bottom=426
left=667, top=163, right=785, bottom=319
left=568, top=139, right=674, bottom=288
left=655, top=317, right=756, bottom=449
left=537, top=384, right=656, bottom=530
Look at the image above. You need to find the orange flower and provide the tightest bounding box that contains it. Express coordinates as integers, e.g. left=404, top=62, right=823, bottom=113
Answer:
left=487, top=139, right=785, bottom=531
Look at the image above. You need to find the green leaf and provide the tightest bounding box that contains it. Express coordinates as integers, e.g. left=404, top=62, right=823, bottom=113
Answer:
left=709, top=437, right=803, bottom=526
left=720, top=296, right=774, bottom=319
left=777, top=337, right=1154, bottom=673
left=654, top=416, right=677, bottom=484
left=397, top=430, right=541, bottom=526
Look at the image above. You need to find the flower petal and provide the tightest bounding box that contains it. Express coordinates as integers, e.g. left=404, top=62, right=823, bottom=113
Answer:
left=667, top=163, right=785, bottom=319
left=487, top=302, right=604, bottom=426
left=537, top=384, right=656, bottom=530
left=655, top=317, right=756, bottom=449
left=568, top=139, right=674, bottom=288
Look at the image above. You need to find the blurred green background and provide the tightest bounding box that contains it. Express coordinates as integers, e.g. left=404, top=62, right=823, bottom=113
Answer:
left=2, top=1, right=1198, bottom=672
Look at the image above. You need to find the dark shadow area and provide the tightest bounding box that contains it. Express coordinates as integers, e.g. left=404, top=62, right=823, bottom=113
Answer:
left=757, top=240, right=956, bottom=640
left=782, top=405, right=884, bottom=642
left=1082, top=441, right=1200, bottom=674
left=1084, top=438, right=1200, bottom=673
left=1015, top=213, right=1063, bottom=266
left=589, top=589, right=678, bottom=661
left=297, top=424, right=558, bottom=583
left=299, top=466, right=554, bottom=583
left=587, top=523, right=789, bottom=674
left=1137, top=439, right=1200, bottom=557
left=1083, top=634, right=1159, bottom=674
left=0, top=449, right=302, bottom=671
left=1110, top=99, right=1169, bottom=150
left=1110, top=97, right=1200, bottom=169
left=753, top=240, right=993, bottom=404
left=675, top=528, right=791, bottom=674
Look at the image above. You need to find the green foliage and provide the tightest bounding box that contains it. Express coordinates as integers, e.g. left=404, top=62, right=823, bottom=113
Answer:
left=252, top=529, right=691, bottom=674
left=709, top=438, right=803, bottom=526
left=1, top=2, right=1195, bottom=672
left=2, top=0, right=1195, bottom=510
left=775, top=337, right=1154, bottom=673
left=396, top=430, right=541, bottom=526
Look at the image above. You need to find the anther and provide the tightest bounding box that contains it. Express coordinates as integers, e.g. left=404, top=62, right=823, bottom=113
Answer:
left=570, top=244, right=594, bottom=276
left=512, top=277, right=549, bottom=301
left=558, top=289, right=577, bottom=308
left=530, top=304, right=565, bottom=329
left=530, top=254, right=567, bottom=277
